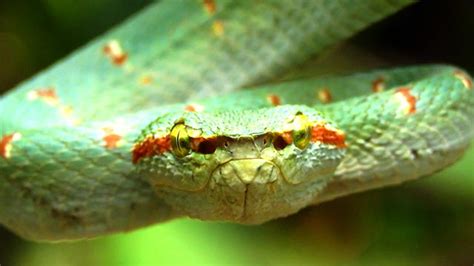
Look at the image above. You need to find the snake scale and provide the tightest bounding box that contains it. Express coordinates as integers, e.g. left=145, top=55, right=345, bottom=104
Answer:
left=1, top=0, right=473, bottom=242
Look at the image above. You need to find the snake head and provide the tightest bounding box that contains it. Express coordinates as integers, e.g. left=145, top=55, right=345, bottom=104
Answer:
left=133, top=105, right=346, bottom=224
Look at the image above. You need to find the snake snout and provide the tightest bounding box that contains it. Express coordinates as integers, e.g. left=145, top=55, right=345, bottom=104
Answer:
left=209, top=158, right=288, bottom=223
left=204, top=158, right=326, bottom=224
left=212, top=159, right=279, bottom=185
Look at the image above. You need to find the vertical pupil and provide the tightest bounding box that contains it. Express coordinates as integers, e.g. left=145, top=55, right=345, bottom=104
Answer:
left=178, top=132, right=185, bottom=148
left=178, top=130, right=189, bottom=151
left=171, top=123, right=190, bottom=157
left=296, top=131, right=304, bottom=139
left=176, top=131, right=182, bottom=148
left=293, top=127, right=310, bottom=149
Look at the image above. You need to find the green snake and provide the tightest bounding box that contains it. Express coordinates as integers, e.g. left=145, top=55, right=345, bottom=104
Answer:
left=1, top=0, right=473, bottom=242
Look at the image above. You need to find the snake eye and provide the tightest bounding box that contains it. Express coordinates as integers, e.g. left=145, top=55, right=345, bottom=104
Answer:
left=292, top=114, right=311, bottom=149
left=170, top=123, right=191, bottom=157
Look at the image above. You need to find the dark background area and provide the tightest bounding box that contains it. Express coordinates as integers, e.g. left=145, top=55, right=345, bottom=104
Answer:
left=1, top=1, right=473, bottom=265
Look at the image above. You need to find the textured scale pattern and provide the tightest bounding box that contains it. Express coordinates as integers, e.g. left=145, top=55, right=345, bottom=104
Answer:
left=316, top=69, right=474, bottom=202
left=2, top=1, right=473, bottom=242
left=139, top=105, right=331, bottom=139
left=0, top=0, right=408, bottom=131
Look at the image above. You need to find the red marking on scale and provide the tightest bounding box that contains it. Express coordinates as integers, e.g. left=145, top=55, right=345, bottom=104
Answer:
left=185, top=103, right=205, bottom=112
left=103, top=40, right=128, bottom=66
left=212, top=20, right=224, bottom=37
left=266, top=94, right=281, bottom=106
left=27, top=87, right=59, bottom=106
left=27, top=88, right=80, bottom=125
left=372, top=77, right=385, bottom=93
left=203, top=0, right=216, bottom=14
left=0, top=133, right=22, bottom=159
left=281, top=131, right=293, bottom=144
left=311, top=124, right=346, bottom=148
left=395, top=87, right=417, bottom=115
left=132, top=135, right=171, bottom=163
left=318, top=88, right=332, bottom=103
left=102, top=127, right=123, bottom=149
left=453, top=70, right=472, bottom=89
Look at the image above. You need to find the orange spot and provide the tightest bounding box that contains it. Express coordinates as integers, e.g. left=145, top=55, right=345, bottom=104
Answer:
left=203, top=0, right=216, bottom=14
left=395, top=87, right=417, bottom=115
left=454, top=70, right=472, bottom=89
left=27, top=87, right=80, bottom=125
left=103, top=134, right=122, bottom=149
left=281, top=132, right=293, bottom=144
left=318, top=88, right=332, bottom=103
left=372, top=77, right=385, bottom=92
left=101, top=128, right=123, bottom=149
left=139, top=75, right=153, bottom=85
left=0, top=133, right=22, bottom=159
left=266, top=94, right=281, bottom=106
left=311, top=124, right=346, bottom=148
left=212, top=20, right=224, bottom=37
left=103, top=40, right=128, bottom=66
left=185, top=103, right=205, bottom=112
left=27, top=87, right=59, bottom=106
left=132, top=135, right=171, bottom=163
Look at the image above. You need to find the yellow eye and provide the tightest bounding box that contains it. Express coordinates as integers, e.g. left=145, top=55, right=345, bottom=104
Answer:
left=292, top=114, right=311, bottom=149
left=170, top=123, right=190, bottom=157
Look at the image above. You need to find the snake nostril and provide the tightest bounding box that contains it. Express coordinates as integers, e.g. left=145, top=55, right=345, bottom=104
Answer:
left=223, top=141, right=230, bottom=148
left=262, top=135, right=272, bottom=147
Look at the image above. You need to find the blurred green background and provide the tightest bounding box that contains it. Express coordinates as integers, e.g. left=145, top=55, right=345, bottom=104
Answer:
left=0, top=1, right=473, bottom=265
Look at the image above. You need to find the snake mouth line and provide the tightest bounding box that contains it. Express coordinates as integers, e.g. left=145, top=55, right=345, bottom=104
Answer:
left=242, top=184, right=249, bottom=220
left=214, top=158, right=282, bottom=221
left=210, top=157, right=292, bottom=184
left=154, top=157, right=289, bottom=193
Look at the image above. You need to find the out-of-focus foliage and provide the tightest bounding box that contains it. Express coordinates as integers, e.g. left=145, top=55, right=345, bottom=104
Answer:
left=0, top=1, right=473, bottom=265
left=0, top=0, right=151, bottom=91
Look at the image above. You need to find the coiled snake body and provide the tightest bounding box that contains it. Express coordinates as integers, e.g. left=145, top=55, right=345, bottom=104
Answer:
left=0, top=1, right=473, bottom=241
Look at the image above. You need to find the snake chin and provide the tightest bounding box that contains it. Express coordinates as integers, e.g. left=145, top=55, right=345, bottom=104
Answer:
left=140, top=139, right=345, bottom=224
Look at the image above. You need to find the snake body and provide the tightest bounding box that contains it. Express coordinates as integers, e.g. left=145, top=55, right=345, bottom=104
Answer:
left=133, top=65, right=474, bottom=224
left=1, top=1, right=473, bottom=242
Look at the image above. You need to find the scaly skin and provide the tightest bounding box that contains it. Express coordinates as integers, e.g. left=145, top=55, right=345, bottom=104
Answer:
left=4, top=0, right=469, bottom=242
left=134, top=65, right=474, bottom=224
